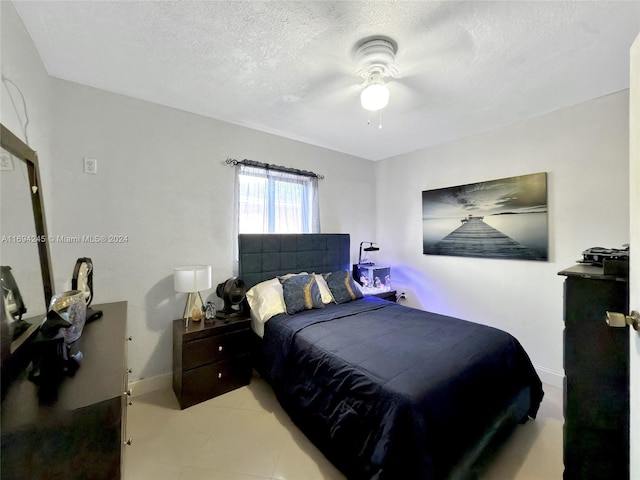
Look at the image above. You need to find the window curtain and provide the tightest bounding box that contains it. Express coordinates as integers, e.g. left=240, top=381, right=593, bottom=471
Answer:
left=232, top=163, right=320, bottom=274
left=235, top=164, right=320, bottom=234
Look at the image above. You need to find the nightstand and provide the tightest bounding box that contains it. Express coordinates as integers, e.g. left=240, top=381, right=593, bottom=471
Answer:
left=172, top=316, right=252, bottom=409
left=369, top=290, right=397, bottom=302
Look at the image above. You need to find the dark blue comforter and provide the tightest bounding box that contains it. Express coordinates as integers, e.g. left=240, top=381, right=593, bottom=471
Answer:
left=261, top=297, right=543, bottom=479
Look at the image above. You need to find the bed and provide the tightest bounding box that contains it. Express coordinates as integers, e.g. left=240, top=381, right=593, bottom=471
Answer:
left=239, top=233, right=543, bottom=480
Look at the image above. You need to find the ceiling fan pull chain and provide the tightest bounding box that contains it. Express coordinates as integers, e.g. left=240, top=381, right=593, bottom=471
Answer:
left=378, top=110, right=383, bottom=130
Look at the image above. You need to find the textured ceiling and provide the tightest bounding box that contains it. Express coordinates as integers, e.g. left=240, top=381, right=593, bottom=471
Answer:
left=11, top=1, right=640, bottom=161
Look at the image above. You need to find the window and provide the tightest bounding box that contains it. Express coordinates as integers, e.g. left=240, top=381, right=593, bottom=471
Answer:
left=236, top=163, right=320, bottom=234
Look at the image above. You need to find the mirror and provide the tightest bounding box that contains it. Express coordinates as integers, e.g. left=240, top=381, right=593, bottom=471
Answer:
left=1, top=124, right=54, bottom=363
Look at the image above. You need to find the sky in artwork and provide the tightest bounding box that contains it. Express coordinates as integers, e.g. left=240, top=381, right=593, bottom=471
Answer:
left=422, top=172, right=547, bottom=219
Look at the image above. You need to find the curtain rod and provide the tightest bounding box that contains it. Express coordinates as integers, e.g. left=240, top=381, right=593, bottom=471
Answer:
left=225, top=158, right=324, bottom=180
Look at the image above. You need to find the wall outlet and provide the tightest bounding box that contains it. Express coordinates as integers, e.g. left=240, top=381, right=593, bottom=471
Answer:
left=1, top=154, right=14, bottom=171
left=84, top=157, right=97, bottom=175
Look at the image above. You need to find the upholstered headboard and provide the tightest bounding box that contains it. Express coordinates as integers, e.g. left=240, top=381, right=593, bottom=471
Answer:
left=238, top=234, right=351, bottom=289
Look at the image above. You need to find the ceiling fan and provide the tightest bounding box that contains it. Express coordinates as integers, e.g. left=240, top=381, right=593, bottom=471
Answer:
left=297, top=35, right=405, bottom=120
left=299, top=19, right=471, bottom=124
left=354, top=36, right=401, bottom=113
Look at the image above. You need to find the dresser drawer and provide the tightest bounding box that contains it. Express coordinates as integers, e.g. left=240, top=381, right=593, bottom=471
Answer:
left=180, top=355, right=251, bottom=408
left=183, top=328, right=251, bottom=370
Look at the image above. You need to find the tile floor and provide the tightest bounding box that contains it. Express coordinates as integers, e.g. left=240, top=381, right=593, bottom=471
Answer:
left=124, top=375, right=563, bottom=480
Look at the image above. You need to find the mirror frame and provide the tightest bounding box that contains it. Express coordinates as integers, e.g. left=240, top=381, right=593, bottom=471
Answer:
left=1, top=123, right=54, bottom=307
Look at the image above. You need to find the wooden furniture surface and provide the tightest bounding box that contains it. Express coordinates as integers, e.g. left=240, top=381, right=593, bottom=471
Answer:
left=173, top=316, right=252, bottom=409
left=558, top=265, right=629, bottom=480
left=1, top=301, right=129, bottom=480
left=368, top=290, right=397, bottom=302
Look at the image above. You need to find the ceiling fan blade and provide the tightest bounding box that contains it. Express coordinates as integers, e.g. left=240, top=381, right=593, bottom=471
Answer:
left=392, top=2, right=479, bottom=78
left=386, top=78, right=455, bottom=115
left=300, top=69, right=363, bottom=107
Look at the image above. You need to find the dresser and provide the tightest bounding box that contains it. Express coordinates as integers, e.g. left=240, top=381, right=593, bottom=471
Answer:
left=173, top=316, right=252, bottom=409
left=558, top=265, right=629, bottom=480
left=1, top=301, right=129, bottom=480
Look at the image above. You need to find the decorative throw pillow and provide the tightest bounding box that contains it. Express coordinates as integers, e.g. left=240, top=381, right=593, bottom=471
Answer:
left=323, top=270, right=364, bottom=304
left=278, top=274, right=324, bottom=314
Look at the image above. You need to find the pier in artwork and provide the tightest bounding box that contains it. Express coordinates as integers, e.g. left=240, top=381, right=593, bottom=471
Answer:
left=424, top=215, right=544, bottom=260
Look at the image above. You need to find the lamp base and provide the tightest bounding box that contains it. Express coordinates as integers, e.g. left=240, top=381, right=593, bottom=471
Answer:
left=183, top=292, right=204, bottom=326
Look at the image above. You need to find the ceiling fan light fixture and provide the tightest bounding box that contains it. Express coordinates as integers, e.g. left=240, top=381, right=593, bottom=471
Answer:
left=360, top=79, right=389, bottom=111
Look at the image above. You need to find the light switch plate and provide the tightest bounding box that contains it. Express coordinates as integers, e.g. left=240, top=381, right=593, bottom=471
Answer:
left=84, top=157, right=97, bottom=175
left=1, top=154, right=14, bottom=171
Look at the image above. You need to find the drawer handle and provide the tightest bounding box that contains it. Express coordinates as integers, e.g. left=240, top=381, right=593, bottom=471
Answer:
left=218, top=345, right=223, bottom=352
left=217, top=372, right=223, bottom=379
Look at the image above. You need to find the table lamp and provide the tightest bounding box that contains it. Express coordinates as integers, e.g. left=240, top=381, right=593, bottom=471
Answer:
left=174, top=265, right=212, bottom=326
left=358, top=241, right=380, bottom=265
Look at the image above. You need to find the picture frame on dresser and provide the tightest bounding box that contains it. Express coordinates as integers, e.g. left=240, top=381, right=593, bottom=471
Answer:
left=1, top=124, right=55, bottom=369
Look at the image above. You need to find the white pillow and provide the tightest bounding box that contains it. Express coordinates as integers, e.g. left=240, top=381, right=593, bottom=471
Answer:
left=246, top=278, right=286, bottom=325
left=314, top=274, right=335, bottom=304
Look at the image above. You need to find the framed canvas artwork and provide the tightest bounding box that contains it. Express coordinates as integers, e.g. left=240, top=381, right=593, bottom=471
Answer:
left=422, top=172, right=548, bottom=261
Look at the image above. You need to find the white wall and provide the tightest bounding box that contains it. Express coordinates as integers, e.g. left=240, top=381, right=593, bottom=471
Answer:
left=376, top=91, right=630, bottom=386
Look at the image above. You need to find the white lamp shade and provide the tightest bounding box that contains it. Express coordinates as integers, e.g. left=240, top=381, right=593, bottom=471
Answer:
left=174, top=265, right=212, bottom=293
left=360, top=82, right=390, bottom=111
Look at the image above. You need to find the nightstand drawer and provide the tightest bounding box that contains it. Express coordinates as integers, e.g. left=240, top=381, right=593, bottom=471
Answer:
left=183, top=328, right=251, bottom=370
left=181, top=355, right=251, bottom=408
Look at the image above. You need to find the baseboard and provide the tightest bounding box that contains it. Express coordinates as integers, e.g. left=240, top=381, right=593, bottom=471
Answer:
left=129, top=372, right=172, bottom=397
left=534, top=364, right=564, bottom=389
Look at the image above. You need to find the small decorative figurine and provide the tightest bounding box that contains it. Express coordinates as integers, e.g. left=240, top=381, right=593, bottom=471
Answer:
left=204, top=302, right=216, bottom=320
